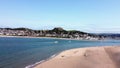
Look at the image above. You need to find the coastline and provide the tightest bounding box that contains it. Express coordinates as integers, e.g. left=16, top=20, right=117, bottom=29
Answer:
left=25, top=51, right=62, bottom=68
left=0, top=35, right=74, bottom=40
left=0, top=35, right=105, bottom=41
left=33, top=46, right=120, bottom=68
left=1, top=35, right=117, bottom=68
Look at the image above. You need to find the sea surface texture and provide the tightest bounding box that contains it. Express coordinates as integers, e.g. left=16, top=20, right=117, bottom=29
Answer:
left=0, top=37, right=120, bottom=68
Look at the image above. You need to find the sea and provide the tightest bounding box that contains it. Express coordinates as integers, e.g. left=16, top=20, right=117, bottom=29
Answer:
left=0, top=37, right=120, bottom=68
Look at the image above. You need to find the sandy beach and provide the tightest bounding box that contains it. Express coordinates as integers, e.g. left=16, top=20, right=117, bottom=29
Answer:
left=34, top=46, right=120, bottom=68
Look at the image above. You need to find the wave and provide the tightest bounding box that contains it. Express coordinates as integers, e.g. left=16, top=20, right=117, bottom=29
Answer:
left=25, top=60, right=45, bottom=68
left=25, top=52, right=59, bottom=68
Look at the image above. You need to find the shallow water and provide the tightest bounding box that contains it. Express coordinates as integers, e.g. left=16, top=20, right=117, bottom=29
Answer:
left=0, top=37, right=120, bottom=68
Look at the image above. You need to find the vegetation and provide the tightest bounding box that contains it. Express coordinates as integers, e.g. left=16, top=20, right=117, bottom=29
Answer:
left=0, top=27, right=119, bottom=40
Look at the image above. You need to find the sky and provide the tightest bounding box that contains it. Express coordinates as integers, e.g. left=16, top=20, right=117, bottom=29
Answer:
left=0, top=0, right=120, bottom=33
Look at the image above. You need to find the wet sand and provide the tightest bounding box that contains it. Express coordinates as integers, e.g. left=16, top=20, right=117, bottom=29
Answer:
left=34, top=46, right=120, bottom=68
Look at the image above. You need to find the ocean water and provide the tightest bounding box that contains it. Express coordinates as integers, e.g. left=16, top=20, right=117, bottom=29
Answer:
left=0, top=37, right=120, bottom=68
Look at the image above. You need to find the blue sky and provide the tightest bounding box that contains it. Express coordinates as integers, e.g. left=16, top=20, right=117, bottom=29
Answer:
left=0, top=0, right=120, bottom=33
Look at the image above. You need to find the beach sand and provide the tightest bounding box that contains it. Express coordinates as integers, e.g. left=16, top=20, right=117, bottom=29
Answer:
left=34, top=46, right=120, bottom=68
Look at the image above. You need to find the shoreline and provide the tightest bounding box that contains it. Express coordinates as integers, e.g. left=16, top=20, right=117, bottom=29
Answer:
left=33, top=46, right=120, bottom=68
left=25, top=51, right=62, bottom=68
left=0, top=35, right=75, bottom=40
left=0, top=35, right=106, bottom=41
left=26, top=46, right=115, bottom=68
left=25, top=47, right=86, bottom=68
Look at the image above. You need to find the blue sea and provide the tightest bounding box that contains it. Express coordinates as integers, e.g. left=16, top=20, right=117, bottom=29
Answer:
left=0, top=37, right=120, bottom=68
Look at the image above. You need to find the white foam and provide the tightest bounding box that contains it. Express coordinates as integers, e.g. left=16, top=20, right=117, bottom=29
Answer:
left=69, top=40, right=71, bottom=43
left=25, top=53, right=58, bottom=68
left=25, top=60, right=45, bottom=68
left=54, top=41, right=58, bottom=43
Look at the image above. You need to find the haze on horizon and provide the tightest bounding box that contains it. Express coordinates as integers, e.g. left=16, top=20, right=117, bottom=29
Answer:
left=0, top=0, right=120, bottom=33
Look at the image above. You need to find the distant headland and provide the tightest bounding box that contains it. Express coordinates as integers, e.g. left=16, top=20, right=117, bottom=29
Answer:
left=0, top=27, right=119, bottom=40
